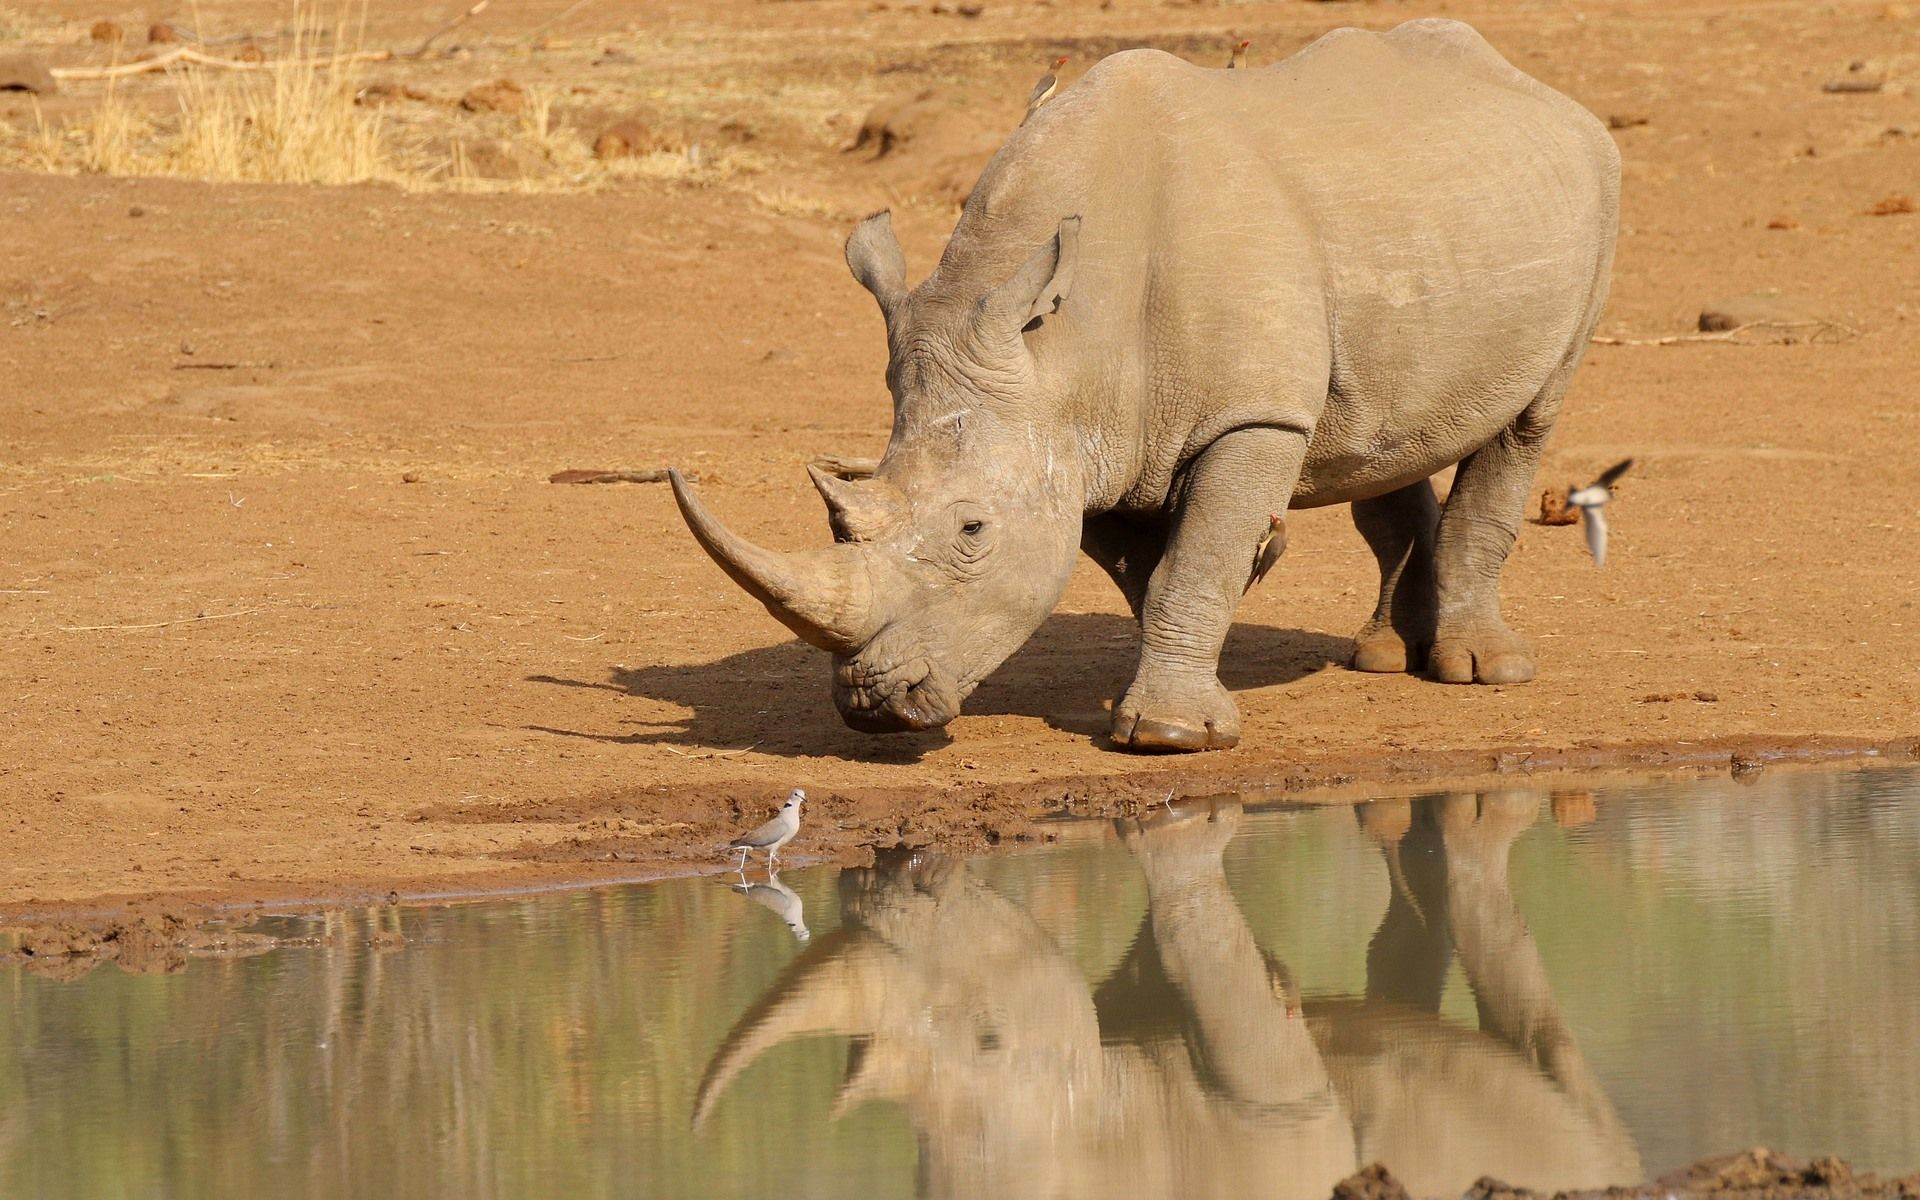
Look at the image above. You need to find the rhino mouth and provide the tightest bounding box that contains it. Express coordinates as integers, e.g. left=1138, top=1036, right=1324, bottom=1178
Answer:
left=834, top=656, right=962, bottom=732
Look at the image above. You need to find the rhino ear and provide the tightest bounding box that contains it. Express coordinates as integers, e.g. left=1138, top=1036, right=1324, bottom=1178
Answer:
left=979, top=216, right=1081, bottom=339
left=845, top=211, right=908, bottom=317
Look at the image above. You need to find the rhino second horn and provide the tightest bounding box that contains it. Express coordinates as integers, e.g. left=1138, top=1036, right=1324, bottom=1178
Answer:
left=807, top=464, right=904, bottom=542
left=668, top=469, right=879, bottom=653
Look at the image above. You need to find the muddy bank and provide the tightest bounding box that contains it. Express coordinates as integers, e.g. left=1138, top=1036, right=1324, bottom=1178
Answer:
left=5, top=908, right=295, bottom=981
left=1334, top=1149, right=1920, bottom=1200
left=5, top=737, right=1915, bottom=958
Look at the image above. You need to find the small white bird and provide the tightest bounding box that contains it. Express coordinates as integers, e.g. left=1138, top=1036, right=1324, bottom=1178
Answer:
left=730, top=870, right=810, bottom=943
left=1246, top=512, right=1287, bottom=591
left=1565, top=459, right=1633, bottom=567
left=728, top=788, right=805, bottom=870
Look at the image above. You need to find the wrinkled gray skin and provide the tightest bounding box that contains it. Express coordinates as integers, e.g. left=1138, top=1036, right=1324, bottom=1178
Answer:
left=670, top=19, right=1620, bottom=751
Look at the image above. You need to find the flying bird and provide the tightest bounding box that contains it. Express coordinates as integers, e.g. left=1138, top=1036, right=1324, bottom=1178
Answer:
left=1246, top=512, right=1287, bottom=591
left=727, top=787, right=805, bottom=870
left=730, top=871, right=810, bottom=943
left=1565, top=458, right=1633, bottom=567
left=1023, top=56, right=1069, bottom=123
left=1228, top=39, right=1251, bottom=69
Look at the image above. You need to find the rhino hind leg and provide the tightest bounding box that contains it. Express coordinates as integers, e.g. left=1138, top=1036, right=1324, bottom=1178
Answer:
left=1429, top=375, right=1569, bottom=685
left=1349, top=480, right=1441, bottom=673
left=1110, top=425, right=1308, bottom=753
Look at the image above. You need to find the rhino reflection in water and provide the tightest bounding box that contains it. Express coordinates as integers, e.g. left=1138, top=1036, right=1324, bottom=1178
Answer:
left=695, top=795, right=1640, bottom=1198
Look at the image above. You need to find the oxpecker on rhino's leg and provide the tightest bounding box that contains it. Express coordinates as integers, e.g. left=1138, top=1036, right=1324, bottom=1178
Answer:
left=1111, top=426, right=1308, bottom=752
left=1349, top=480, right=1442, bottom=674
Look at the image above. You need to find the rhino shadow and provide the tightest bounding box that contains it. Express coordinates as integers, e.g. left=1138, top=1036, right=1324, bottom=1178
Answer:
left=524, top=611, right=1349, bottom=759
left=694, top=793, right=1641, bottom=1199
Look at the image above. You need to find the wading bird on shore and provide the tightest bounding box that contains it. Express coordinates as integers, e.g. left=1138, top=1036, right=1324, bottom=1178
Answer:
left=728, top=788, right=805, bottom=870
left=1228, top=39, right=1251, bottom=69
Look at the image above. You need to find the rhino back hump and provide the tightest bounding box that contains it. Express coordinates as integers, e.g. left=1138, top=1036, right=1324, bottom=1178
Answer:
left=922, top=22, right=1619, bottom=506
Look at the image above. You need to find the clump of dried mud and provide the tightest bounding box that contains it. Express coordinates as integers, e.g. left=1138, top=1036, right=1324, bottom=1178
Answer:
left=2, top=905, right=400, bottom=981
left=4, top=909, right=280, bottom=980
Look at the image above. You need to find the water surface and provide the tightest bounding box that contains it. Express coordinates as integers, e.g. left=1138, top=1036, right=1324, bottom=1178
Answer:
left=5, top=767, right=1919, bottom=1199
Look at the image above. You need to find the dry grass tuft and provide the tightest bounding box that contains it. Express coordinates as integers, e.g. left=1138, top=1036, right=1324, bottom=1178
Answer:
left=0, top=4, right=825, bottom=206
left=4, top=9, right=398, bottom=186
left=168, top=37, right=389, bottom=185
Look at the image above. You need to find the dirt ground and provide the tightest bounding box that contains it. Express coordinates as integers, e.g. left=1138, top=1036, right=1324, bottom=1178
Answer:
left=2, top=0, right=1918, bottom=917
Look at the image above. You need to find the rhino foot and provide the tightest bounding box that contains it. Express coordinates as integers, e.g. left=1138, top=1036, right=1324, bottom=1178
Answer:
left=1350, top=620, right=1431, bottom=674
left=1429, top=622, right=1535, bottom=685
left=1110, top=676, right=1240, bottom=752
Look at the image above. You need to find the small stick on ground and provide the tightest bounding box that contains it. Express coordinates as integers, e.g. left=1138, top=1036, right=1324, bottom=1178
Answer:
left=1591, top=319, right=1859, bottom=346
left=549, top=468, right=691, bottom=485
left=51, top=46, right=392, bottom=80
left=58, top=607, right=260, bottom=633
left=408, top=0, right=491, bottom=59
left=660, top=742, right=761, bottom=760
left=526, top=0, right=599, bottom=45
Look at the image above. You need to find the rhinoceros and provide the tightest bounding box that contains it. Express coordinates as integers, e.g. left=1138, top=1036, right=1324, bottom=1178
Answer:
left=669, top=19, right=1620, bottom=751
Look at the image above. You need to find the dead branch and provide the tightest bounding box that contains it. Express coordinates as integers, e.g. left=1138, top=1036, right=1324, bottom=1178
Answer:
left=409, top=0, right=491, bottom=59
left=549, top=468, right=692, bottom=485
left=527, top=0, right=599, bottom=45
left=50, top=46, right=392, bottom=81
left=58, top=607, right=259, bottom=633
left=1590, top=319, right=1859, bottom=347
left=660, top=742, right=761, bottom=760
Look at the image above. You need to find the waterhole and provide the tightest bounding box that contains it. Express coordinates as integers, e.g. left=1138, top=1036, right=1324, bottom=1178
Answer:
left=5, top=766, right=1918, bottom=1198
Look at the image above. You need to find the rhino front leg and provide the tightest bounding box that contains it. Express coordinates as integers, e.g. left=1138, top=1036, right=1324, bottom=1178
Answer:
left=1112, top=425, right=1307, bottom=752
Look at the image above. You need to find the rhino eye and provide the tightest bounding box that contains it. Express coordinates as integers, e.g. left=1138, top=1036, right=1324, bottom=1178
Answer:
left=961, top=520, right=984, bottom=537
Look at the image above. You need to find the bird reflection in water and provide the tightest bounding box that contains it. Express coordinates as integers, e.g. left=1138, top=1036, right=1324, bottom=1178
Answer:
left=696, top=793, right=1640, bottom=1199
left=728, top=869, right=811, bottom=944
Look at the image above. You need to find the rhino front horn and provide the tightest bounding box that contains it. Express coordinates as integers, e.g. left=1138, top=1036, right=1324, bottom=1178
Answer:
left=668, top=469, right=879, bottom=653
